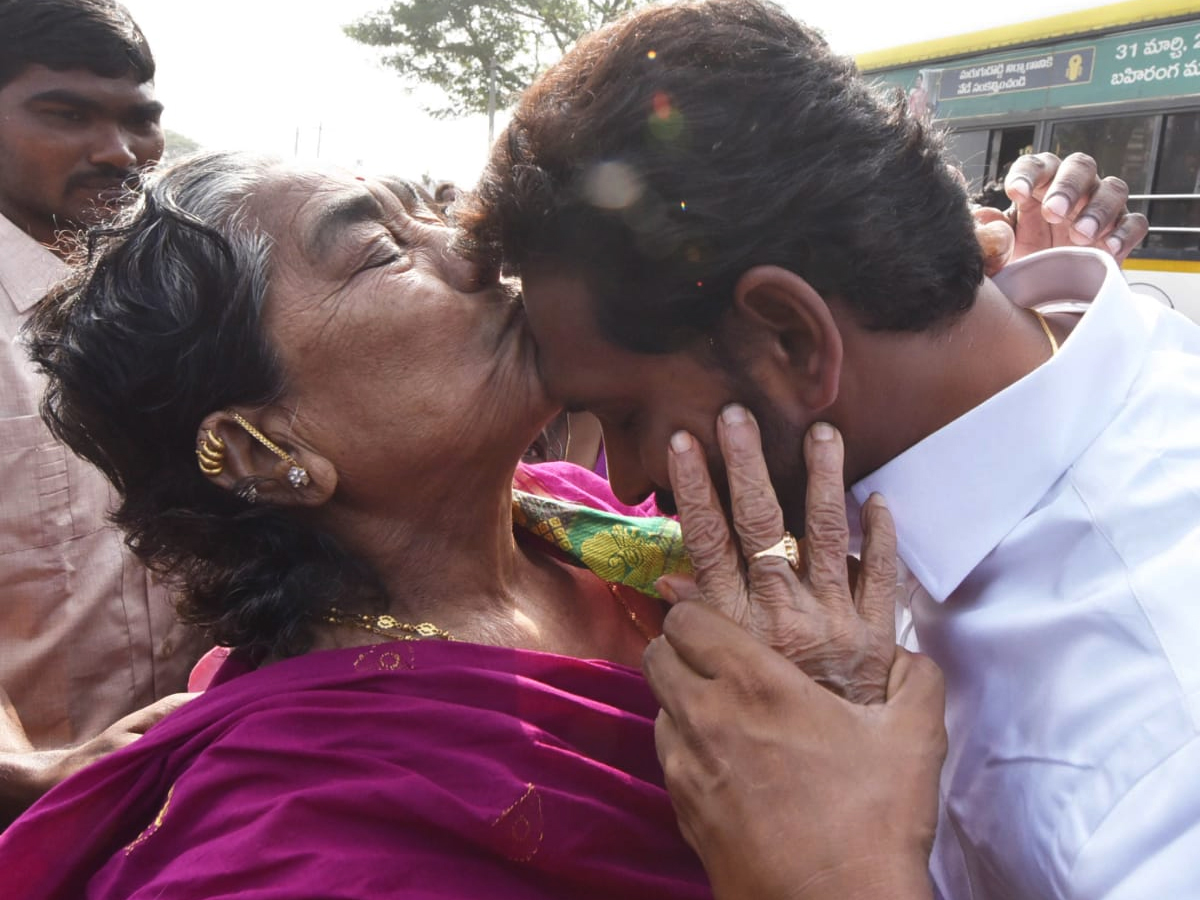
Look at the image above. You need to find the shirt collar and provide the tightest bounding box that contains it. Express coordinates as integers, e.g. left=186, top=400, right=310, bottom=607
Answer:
left=0, top=212, right=68, bottom=315
left=849, top=248, right=1152, bottom=601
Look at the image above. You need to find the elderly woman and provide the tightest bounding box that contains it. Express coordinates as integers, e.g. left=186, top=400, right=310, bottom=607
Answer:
left=1, top=150, right=704, bottom=899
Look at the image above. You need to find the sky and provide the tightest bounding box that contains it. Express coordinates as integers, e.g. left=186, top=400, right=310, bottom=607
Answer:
left=120, top=0, right=1107, bottom=186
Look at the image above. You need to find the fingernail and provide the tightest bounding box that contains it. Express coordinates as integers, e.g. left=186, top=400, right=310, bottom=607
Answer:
left=1044, top=193, right=1070, bottom=220
left=670, top=430, right=693, bottom=453
left=1007, top=176, right=1032, bottom=200
left=811, top=422, right=834, bottom=442
left=721, top=404, right=747, bottom=425
left=1074, top=216, right=1098, bottom=240
left=1105, top=236, right=1123, bottom=256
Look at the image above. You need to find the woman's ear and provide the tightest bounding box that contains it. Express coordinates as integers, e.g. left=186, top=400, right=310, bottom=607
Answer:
left=195, top=408, right=337, bottom=508
left=730, top=265, right=843, bottom=413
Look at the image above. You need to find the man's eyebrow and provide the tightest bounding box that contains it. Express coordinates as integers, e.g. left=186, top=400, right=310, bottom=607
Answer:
left=304, top=192, right=386, bottom=262
left=25, top=89, right=164, bottom=119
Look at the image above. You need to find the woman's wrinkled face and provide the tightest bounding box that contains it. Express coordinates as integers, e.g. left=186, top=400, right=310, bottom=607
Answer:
left=252, top=166, right=550, bottom=498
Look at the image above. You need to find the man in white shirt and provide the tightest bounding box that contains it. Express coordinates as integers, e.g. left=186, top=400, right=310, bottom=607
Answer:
left=641, top=244, right=1200, bottom=900
left=857, top=246, right=1200, bottom=900
left=465, top=0, right=1193, bottom=896
left=0, top=0, right=199, bottom=824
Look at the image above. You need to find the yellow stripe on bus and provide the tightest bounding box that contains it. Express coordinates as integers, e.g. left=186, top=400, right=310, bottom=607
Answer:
left=1122, top=258, right=1200, bottom=273
left=856, top=0, right=1200, bottom=72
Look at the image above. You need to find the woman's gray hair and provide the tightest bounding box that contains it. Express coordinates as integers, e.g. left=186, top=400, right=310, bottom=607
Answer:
left=134, top=150, right=279, bottom=340
left=26, top=149, right=388, bottom=659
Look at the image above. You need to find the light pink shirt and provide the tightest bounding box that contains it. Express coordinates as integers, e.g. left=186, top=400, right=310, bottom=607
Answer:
left=0, top=213, right=201, bottom=749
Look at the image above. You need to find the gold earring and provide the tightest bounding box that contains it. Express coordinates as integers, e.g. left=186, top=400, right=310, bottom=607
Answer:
left=196, top=429, right=226, bottom=476
left=227, top=411, right=311, bottom=488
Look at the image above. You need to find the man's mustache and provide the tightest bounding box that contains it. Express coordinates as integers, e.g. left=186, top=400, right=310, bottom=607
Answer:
left=65, top=167, right=141, bottom=195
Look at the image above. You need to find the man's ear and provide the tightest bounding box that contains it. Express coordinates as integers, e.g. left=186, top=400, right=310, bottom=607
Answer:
left=195, top=408, right=337, bottom=508
left=731, top=265, right=843, bottom=412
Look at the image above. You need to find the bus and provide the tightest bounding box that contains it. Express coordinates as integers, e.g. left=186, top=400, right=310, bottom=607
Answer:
left=858, top=0, right=1200, bottom=321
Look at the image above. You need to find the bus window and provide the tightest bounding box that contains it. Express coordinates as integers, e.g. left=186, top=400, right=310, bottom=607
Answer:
left=1050, top=114, right=1155, bottom=202
left=951, top=126, right=1034, bottom=209
left=990, top=126, right=1035, bottom=184
left=1146, top=112, right=1200, bottom=257
left=944, top=129, right=989, bottom=194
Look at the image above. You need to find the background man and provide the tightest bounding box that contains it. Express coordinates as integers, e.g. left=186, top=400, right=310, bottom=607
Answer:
left=0, top=0, right=199, bottom=823
left=465, top=0, right=1193, bottom=896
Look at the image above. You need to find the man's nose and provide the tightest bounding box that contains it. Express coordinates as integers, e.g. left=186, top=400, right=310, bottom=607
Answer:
left=88, top=124, right=137, bottom=170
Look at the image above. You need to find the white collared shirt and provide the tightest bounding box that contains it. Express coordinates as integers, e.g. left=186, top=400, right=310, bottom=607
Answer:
left=851, top=248, right=1200, bottom=900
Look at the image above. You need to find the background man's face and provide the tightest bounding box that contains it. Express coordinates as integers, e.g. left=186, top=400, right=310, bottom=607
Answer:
left=0, top=64, right=164, bottom=244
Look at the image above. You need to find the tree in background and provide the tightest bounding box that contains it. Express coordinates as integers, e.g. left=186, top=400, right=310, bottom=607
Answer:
left=345, top=0, right=643, bottom=143
left=161, top=129, right=202, bottom=162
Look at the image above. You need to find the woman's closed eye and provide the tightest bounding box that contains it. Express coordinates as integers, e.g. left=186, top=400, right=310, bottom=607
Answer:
left=360, top=232, right=408, bottom=271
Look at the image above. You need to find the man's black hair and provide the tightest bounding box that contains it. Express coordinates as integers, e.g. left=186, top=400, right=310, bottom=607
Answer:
left=0, top=0, right=155, bottom=90
left=466, top=0, right=984, bottom=353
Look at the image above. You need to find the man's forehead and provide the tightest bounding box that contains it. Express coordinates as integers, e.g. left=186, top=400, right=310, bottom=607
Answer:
left=521, top=264, right=599, bottom=334
left=5, top=64, right=157, bottom=105
left=521, top=267, right=604, bottom=356
left=519, top=264, right=651, bottom=402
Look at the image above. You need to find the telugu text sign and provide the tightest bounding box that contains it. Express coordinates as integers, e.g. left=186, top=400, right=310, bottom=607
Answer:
left=868, top=18, right=1200, bottom=120
left=941, top=48, right=1095, bottom=100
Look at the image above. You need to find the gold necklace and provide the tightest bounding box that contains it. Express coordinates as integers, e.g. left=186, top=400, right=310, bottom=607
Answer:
left=325, top=588, right=655, bottom=647
left=323, top=607, right=457, bottom=642
left=1029, top=307, right=1059, bottom=356
left=608, top=583, right=659, bottom=644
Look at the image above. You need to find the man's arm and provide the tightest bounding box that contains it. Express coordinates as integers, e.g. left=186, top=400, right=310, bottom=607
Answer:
left=0, top=687, right=195, bottom=827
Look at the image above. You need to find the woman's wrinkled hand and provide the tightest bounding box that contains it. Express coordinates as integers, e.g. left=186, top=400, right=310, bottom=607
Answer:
left=657, top=409, right=897, bottom=705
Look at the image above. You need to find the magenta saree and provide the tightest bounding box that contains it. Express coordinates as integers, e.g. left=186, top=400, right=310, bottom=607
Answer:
left=3, top=465, right=704, bottom=898
left=513, top=460, right=665, bottom=519
left=2, top=639, right=710, bottom=898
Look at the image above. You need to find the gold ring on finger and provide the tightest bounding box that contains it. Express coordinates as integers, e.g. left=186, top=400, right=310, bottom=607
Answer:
left=749, top=532, right=802, bottom=572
